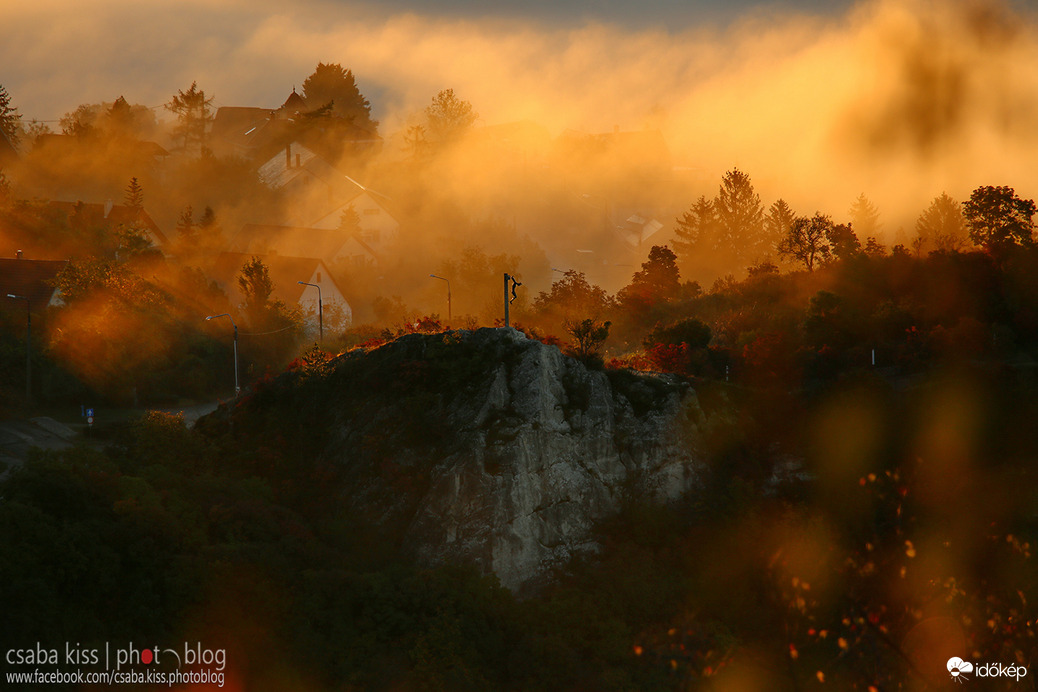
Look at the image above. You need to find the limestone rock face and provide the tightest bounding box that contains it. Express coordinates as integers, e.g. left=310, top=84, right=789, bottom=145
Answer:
left=325, top=328, right=703, bottom=591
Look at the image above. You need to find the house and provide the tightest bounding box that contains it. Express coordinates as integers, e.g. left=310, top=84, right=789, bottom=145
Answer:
left=257, top=142, right=400, bottom=252
left=0, top=255, right=68, bottom=317
left=209, top=252, right=352, bottom=329
left=308, top=190, right=399, bottom=253
left=210, top=89, right=381, bottom=161
left=227, top=224, right=379, bottom=268
left=616, top=213, right=665, bottom=248
left=48, top=200, right=169, bottom=251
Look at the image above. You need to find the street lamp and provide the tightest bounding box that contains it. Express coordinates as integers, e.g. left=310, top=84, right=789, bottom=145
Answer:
left=297, top=281, right=323, bottom=342
left=429, top=274, right=451, bottom=322
left=6, top=294, right=29, bottom=403
left=205, top=313, right=239, bottom=397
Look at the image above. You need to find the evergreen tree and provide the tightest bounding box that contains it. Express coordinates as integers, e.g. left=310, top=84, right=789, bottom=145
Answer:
left=336, top=204, right=361, bottom=235
left=764, top=199, right=796, bottom=254
left=124, top=177, right=144, bottom=210
left=618, top=245, right=682, bottom=307
left=0, top=84, right=21, bottom=145
left=714, top=168, right=765, bottom=262
left=848, top=193, right=881, bottom=238
left=673, top=196, right=718, bottom=260
left=301, top=63, right=378, bottom=131
left=175, top=205, right=196, bottom=247
left=916, top=192, right=967, bottom=252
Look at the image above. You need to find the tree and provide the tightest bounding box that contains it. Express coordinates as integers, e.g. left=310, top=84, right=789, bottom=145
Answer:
left=124, top=177, right=144, bottom=210
left=0, top=84, right=21, bottom=145
left=301, top=63, right=377, bottom=131
left=336, top=204, right=361, bottom=235
left=777, top=213, right=833, bottom=271
left=715, top=168, right=765, bottom=262
left=765, top=199, right=796, bottom=253
left=564, top=318, right=611, bottom=362
left=236, top=257, right=303, bottom=368
left=165, top=82, right=214, bottom=154
left=963, top=185, right=1036, bottom=253
left=618, top=245, right=682, bottom=308
left=916, top=192, right=968, bottom=253
left=826, top=222, right=861, bottom=262
left=848, top=193, right=881, bottom=238
left=238, top=256, right=274, bottom=316
left=174, top=205, right=197, bottom=251
left=404, top=124, right=429, bottom=160
left=534, top=270, right=612, bottom=325
left=425, top=89, right=478, bottom=141
left=673, top=196, right=718, bottom=261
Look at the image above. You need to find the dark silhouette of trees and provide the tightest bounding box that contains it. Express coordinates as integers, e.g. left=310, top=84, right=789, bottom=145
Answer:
left=425, top=89, right=478, bottom=141
left=165, top=82, right=214, bottom=154
left=618, top=245, right=682, bottom=308
left=826, top=222, right=861, bottom=261
left=673, top=195, right=718, bottom=261
left=175, top=205, right=196, bottom=248
left=962, top=185, right=1035, bottom=253
left=777, top=213, right=833, bottom=271
left=301, top=63, right=377, bottom=132
left=715, top=167, right=765, bottom=262
left=124, top=177, right=144, bottom=209
left=765, top=199, right=796, bottom=256
left=565, top=318, right=611, bottom=362
left=0, top=84, right=21, bottom=145
left=848, top=193, right=881, bottom=238
left=674, top=169, right=772, bottom=279
left=916, top=192, right=967, bottom=253
left=534, top=270, right=612, bottom=324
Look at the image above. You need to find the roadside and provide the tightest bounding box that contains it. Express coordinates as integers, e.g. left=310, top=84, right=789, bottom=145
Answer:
left=0, top=400, right=223, bottom=482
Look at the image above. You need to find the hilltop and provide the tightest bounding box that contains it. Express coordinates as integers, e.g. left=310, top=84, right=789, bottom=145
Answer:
left=201, top=327, right=705, bottom=590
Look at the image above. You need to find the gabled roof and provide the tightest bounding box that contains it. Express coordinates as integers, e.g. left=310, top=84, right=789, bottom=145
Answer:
left=282, top=89, right=307, bottom=112
left=48, top=200, right=168, bottom=246
left=211, top=252, right=341, bottom=306
left=0, top=258, right=67, bottom=309
left=210, top=106, right=276, bottom=149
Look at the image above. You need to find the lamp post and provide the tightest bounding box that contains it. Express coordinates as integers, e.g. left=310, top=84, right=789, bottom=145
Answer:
left=429, top=274, right=451, bottom=322
left=206, top=313, right=239, bottom=397
left=297, top=281, right=323, bottom=342
left=6, top=294, right=29, bottom=403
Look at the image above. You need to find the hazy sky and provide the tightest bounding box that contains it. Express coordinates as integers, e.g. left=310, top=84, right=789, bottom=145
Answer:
left=2, top=0, right=856, bottom=124
left=5, top=0, right=1038, bottom=225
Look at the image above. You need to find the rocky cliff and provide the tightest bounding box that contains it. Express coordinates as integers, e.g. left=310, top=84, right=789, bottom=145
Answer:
left=225, top=327, right=705, bottom=591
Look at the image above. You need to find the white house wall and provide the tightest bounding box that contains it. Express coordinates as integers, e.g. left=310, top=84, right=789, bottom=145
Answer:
left=298, top=264, right=352, bottom=330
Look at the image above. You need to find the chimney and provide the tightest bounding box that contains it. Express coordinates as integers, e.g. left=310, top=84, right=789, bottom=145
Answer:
left=104, top=198, right=114, bottom=218
left=286, top=143, right=291, bottom=168
left=16, top=249, right=23, bottom=259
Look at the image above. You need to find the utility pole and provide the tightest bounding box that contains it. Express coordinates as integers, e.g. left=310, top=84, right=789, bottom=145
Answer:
left=503, top=273, right=521, bottom=328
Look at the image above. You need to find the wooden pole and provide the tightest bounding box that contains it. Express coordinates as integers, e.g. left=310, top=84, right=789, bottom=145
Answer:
left=503, top=273, right=510, bottom=328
